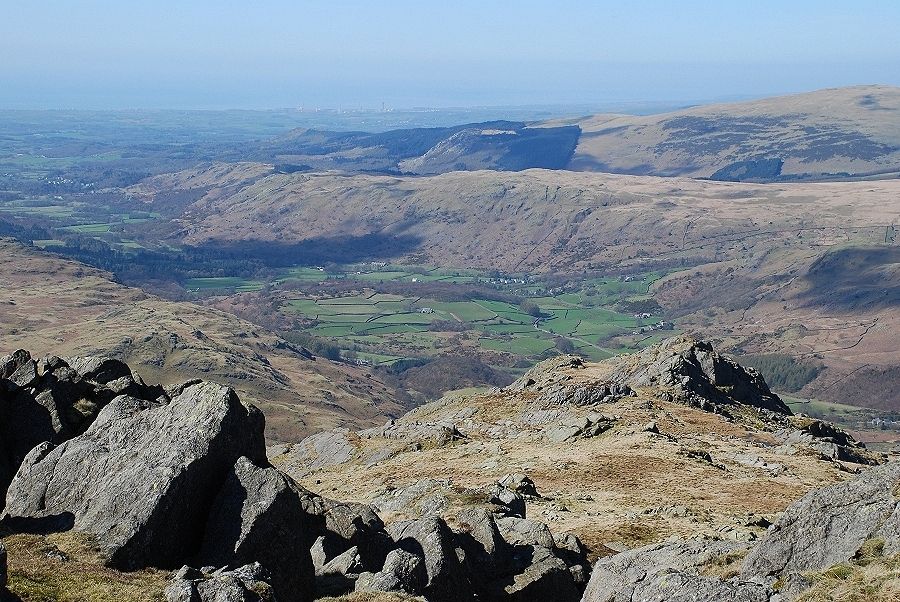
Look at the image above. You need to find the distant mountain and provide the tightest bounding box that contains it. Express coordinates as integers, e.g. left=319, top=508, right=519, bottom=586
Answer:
left=250, top=86, right=900, bottom=182
left=567, top=85, right=900, bottom=181
left=259, top=120, right=580, bottom=174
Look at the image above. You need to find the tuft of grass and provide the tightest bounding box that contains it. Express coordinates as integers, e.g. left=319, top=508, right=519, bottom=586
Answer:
left=798, top=553, right=900, bottom=602
left=822, top=563, right=855, bottom=580
left=700, top=550, right=748, bottom=580
left=855, top=538, right=886, bottom=566
left=4, top=531, right=167, bottom=602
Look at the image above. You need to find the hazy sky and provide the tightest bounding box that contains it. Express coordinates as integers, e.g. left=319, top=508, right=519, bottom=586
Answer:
left=3, top=0, right=900, bottom=109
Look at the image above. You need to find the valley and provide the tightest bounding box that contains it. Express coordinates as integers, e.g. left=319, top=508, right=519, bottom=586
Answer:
left=1, top=86, right=900, bottom=601
left=2, top=104, right=900, bottom=444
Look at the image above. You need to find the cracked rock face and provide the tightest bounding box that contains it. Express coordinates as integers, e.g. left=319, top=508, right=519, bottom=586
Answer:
left=607, top=337, right=791, bottom=414
left=581, top=539, right=770, bottom=602
left=742, top=460, right=900, bottom=584
left=199, top=456, right=316, bottom=602
left=3, top=381, right=266, bottom=570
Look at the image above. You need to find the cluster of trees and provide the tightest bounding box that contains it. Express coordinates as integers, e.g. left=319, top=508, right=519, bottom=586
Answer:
left=280, top=331, right=343, bottom=361
left=739, top=353, right=823, bottom=392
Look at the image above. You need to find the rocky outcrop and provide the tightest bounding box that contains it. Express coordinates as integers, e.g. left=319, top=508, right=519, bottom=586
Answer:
left=0, top=350, right=166, bottom=506
left=363, top=475, right=585, bottom=601
left=608, top=337, right=791, bottom=414
left=386, top=516, right=475, bottom=601
left=543, top=412, right=615, bottom=442
left=741, top=460, right=900, bottom=593
left=508, top=356, right=634, bottom=407
left=199, top=456, right=316, bottom=602
left=299, top=492, right=394, bottom=574
left=775, top=418, right=878, bottom=465
left=165, top=564, right=275, bottom=602
left=3, top=381, right=266, bottom=570
left=271, top=428, right=358, bottom=477
left=0, top=351, right=591, bottom=602
left=579, top=461, right=900, bottom=601
left=360, top=420, right=467, bottom=446
left=582, top=539, right=770, bottom=602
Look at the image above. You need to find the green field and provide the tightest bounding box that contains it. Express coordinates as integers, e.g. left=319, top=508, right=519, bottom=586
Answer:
left=273, top=268, right=668, bottom=369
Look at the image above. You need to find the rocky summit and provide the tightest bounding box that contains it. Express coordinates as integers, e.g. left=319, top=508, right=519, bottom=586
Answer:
left=0, top=337, right=897, bottom=601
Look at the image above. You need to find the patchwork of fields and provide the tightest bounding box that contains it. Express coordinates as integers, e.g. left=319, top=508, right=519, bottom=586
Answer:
left=258, top=264, right=675, bottom=369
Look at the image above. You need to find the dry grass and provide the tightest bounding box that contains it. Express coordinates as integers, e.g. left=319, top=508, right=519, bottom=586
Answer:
left=3, top=531, right=167, bottom=602
left=700, top=550, right=748, bottom=580
left=797, top=553, right=900, bottom=602
left=316, top=594, right=423, bottom=602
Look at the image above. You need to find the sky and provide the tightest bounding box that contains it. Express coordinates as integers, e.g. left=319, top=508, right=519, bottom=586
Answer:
left=2, top=0, right=900, bottom=110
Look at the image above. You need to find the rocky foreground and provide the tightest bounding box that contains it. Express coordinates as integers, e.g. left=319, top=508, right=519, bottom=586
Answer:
left=0, top=337, right=898, bottom=601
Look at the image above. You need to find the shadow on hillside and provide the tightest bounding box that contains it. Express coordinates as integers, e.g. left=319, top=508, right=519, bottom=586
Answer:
left=193, top=232, right=423, bottom=267
left=801, top=246, right=900, bottom=311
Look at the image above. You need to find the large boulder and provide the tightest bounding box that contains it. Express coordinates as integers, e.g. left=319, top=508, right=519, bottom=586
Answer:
left=742, top=461, right=900, bottom=586
left=199, top=456, right=315, bottom=602
left=386, top=516, right=475, bottom=601
left=493, top=545, right=580, bottom=602
left=355, top=548, right=427, bottom=595
left=2, top=381, right=266, bottom=570
left=455, top=508, right=515, bottom=587
left=582, top=539, right=770, bottom=602
left=496, top=516, right=555, bottom=549
left=0, top=351, right=166, bottom=507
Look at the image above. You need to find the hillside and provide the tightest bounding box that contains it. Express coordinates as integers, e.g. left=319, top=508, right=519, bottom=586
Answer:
left=0, top=239, right=405, bottom=441
left=277, top=338, right=875, bottom=557
left=568, top=85, right=900, bottom=181
left=132, top=164, right=900, bottom=273
left=244, top=86, right=900, bottom=181
left=4, top=337, right=896, bottom=601
left=129, top=164, right=900, bottom=412
left=260, top=121, right=580, bottom=175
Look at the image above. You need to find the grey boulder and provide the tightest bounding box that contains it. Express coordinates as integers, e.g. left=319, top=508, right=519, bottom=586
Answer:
left=386, top=516, right=474, bottom=601
left=165, top=563, right=275, bottom=602
left=742, top=461, right=900, bottom=584
left=199, top=456, right=315, bottom=602
left=355, top=548, right=426, bottom=595
left=582, top=539, right=769, bottom=602
left=3, top=381, right=266, bottom=570
left=496, top=516, right=555, bottom=549
left=493, top=545, right=580, bottom=602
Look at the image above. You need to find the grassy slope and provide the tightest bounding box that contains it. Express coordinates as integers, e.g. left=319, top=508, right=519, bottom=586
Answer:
left=132, top=163, right=900, bottom=411
left=0, top=240, right=405, bottom=442
left=568, top=85, right=900, bottom=179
